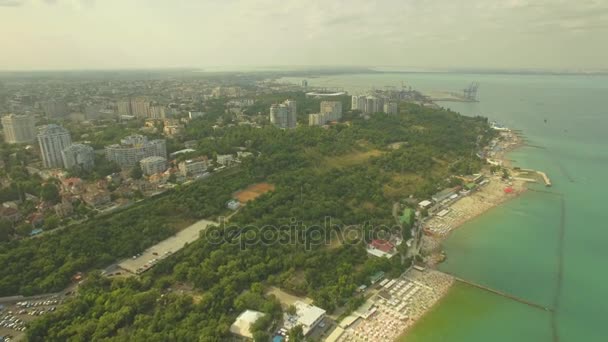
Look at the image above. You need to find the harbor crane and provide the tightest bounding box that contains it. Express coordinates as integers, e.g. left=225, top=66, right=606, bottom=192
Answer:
left=463, top=82, right=479, bottom=101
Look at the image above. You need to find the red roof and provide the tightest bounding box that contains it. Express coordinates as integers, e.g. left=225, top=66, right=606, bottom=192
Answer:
left=504, top=187, right=514, bottom=194
left=371, top=239, right=395, bottom=253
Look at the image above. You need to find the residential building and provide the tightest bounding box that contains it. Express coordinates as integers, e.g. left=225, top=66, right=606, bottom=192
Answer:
left=140, top=156, right=168, bottom=176
left=37, top=124, right=72, bottom=169
left=308, top=113, right=325, bottom=126
left=283, top=301, right=326, bottom=336
left=61, top=143, right=95, bottom=171
left=149, top=105, right=166, bottom=119
left=188, top=111, right=205, bottom=119
left=1, top=114, right=36, bottom=144
left=117, top=100, right=132, bottom=115
left=178, top=158, right=208, bottom=177
left=82, top=190, right=111, bottom=208
left=41, top=100, right=68, bottom=119
left=105, top=135, right=167, bottom=169
left=230, top=310, right=266, bottom=339
left=270, top=99, right=297, bottom=129
left=320, top=101, right=342, bottom=121
left=130, top=97, right=150, bottom=118
left=384, top=102, right=398, bottom=115
left=163, top=119, right=184, bottom=137
left=54, top=200, right=74, bottom=218
left=351, top=95, right=384, bottom=114
left=216, top=154, right=235, bottom=166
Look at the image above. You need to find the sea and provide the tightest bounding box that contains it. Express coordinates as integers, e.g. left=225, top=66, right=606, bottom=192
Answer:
left=281, top=72, right=608, bottom=342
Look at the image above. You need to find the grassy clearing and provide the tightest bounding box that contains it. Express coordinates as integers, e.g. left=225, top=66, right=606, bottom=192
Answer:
left=319, top=149, right=384, bottom=170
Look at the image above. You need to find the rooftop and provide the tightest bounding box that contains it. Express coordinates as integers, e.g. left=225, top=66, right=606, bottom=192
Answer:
left=230, top=310, right=266, bottom=339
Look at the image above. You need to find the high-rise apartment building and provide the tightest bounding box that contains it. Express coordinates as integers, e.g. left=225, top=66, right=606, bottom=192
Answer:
left=384, top=102, right=398, bottom=115
left=1, top=114, right=36, bottom=144
left=37, top=124, right=72, bottom=169
left=149, top=105, right=166, bottom=119
left=61, top=143, right=95, bottom=171
left=351, top=95, right=384, bottom=114
left=319, top=101, right=343, bottom=122
left=139, top=156, right=168, bottom=176
left=117, top=100, right=132, bottom=116
left=130, top=98, right=151, bottom=118
left=105, top=134, right=167, bottom=169
left=269, top=100, right=297, bottom=129
left=41, top=100, right=68, bottom=119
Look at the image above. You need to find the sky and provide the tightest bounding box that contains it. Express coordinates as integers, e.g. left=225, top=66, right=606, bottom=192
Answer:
left=1, top=0, right=607, bottom=71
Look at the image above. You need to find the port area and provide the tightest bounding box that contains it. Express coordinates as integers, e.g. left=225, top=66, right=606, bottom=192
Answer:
left=117, top=219, right=218, bottom=275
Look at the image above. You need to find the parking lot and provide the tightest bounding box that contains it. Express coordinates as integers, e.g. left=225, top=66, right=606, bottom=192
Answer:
left=0, top=298, right=63, bottom=341
left=118, top=219, right=217, bottom=274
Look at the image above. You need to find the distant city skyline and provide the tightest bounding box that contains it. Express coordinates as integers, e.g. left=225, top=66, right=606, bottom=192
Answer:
left=1, top=0, right=607, bottom=71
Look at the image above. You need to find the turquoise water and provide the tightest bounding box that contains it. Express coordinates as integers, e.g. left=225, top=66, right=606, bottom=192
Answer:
left=283, top=73, right=608, bottom=341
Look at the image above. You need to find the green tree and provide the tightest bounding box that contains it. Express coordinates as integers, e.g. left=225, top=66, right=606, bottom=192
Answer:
left=0, top=218, right=13, bottom=242
left=40, top=183, right=60, bottom=203
left=288, top=325, right=304, bottom=342
left=130, top=164, right=143, bottom=180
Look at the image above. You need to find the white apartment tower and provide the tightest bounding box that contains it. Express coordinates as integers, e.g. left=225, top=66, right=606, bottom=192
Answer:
left=37, top=124, right=72, bottom=169
left=269, top=100, right=297, bottom=129
left=62, top=143, right=95, bottom=171
left=1, top=114, right=36, bottom=144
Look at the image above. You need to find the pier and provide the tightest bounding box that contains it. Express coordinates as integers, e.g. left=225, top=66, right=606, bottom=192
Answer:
left=519, top=168, right=552, bottom=187
left=443, top=272, right=553, bottom=312
left=537, top=171, right=552, bottom=187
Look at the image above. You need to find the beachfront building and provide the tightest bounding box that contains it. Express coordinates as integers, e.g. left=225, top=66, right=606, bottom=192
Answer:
left=61, top=143, right=95, bottom=171
left=283, top=301, right=326, bottom=336
left=105, top=135, right=167, bottom=169
left=230, top=310, right=266, bottom=339
left=139, top=156, right=167, bottom=176
left=37, top=124, right=72, bottom=169
left=366, top=239, right=397, bottom=258
left=1, top=114, right=36, bottom=144
left=270, top=100, right=297, bottom=129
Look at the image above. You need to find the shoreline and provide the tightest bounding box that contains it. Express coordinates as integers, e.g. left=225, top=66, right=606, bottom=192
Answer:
left=393, top=129, right=529, bottom=341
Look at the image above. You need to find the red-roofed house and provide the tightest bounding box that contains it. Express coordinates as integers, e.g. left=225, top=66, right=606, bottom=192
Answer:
left=370, top=239, right=395, bottom=253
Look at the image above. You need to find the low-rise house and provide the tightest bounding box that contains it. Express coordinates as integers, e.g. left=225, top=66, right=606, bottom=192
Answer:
left=178, top=157, right=209, bottom=177
left=0, top=205, right=21, bottom=223
left=229, top=310, right=266, bottom=339
left=82, top=190, right=111, bottom=208
left=283, top=301, right=326, bottom=336
left=54, top=200, right=74, bottom=218
left=216, top=154, right=235, bottom=166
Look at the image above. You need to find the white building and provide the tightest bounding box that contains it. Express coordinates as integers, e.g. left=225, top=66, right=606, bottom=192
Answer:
left=308, top=113, right=325, bottom=126
left=105, top=135, right=167, bottom=169
left=320, top=101, right=342, bottom=121
left=178, top=158, right=208, bottom=177
left=140, top=156, right=167, bottom=176
left=188, top=111, right=205, bottom=120
left=270, top=100, right=297, bottom=129
left=384, top=102, right=398, bottom=115
left=1, top=114, right=36, bottom=144
left=351, top=95, right=384, bottom=114
left=230, top=310, right=266, bottom=339
left=216, top=154, right=235, bottom=166
left=283, top=301, right=326, bottom=336
left=61, top=143, right=95, bottom=171
left=37, top=124, right=72, bottom=169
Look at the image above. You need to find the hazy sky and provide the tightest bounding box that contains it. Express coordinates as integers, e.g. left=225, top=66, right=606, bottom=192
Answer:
left=1, top=0, right=607, bottom=71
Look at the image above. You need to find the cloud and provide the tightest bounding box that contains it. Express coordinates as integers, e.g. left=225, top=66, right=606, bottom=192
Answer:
left=0, top=0, right=25, bottom=7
